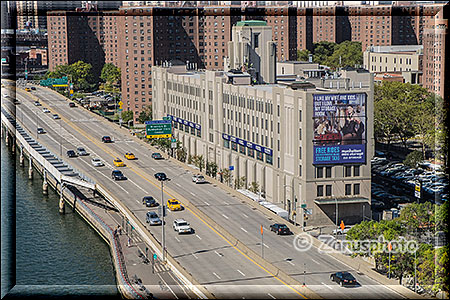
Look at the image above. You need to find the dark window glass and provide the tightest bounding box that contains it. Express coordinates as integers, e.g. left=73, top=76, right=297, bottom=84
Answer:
left=345, top=184, right=352, bottom=195
left=326, top=185, right=332, bottom=196
left=316, top=167, right=324, bottom=178
left=345, top=166, right=352, bottom=177
left=326, top=167, right=332, bottom=178
left=354, top=184, right=360, bottom=195
left=317, top=185, right=324, bottom=197
left=354, top=166, right=360, bottom=176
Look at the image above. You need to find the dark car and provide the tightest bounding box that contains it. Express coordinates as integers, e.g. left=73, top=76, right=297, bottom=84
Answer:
left=102, top=136, right=112, bottom=143
left=37, top=127, right=46, bottom=134
left=30, top=86, right=36, bottom=90
left=154, top=172, right=167, bottom=181
left=269, top=223, right=291, bottom=235
left=66, top=150, right=77, bottom=158
left=142, top=196, right=158, bottom=207
left=330, top=272, right=358, bottom=287
left=69, top=102, right=76, bottom=107
left=111, top=170, right=126, bottom=180
left=152, top=153, right=163, bottom=160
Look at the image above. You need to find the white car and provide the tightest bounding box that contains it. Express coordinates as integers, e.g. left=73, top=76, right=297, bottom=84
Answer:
left=43, top=108, right=50, bottom=113
left=77, top=147, right=88, bottom=156
left=91, top=157, right=104, bottom=167
left=52, top=114, right=60, bottom=119
left=173, top=219, right=194, bottom=234
left=192, top=174, right=206, bottom=184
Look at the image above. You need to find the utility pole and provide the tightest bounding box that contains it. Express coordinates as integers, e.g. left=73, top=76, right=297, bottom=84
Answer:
left=335, top=197, right=338, bottom=235
left=161, top=179, right=166, bottom=263
left=59, top=118, right=62, bottom=157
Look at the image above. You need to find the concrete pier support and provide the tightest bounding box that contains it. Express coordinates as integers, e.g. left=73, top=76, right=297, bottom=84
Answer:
left=19, top=147, right=24, bottom=167
left=5, top=132, right=9, bottom=146
left=59, top=184, right=65, bottom=214
left=28, top=157, right=33, bottom=179
left=43, top=170, right=48, bottom=195
left=11, top=137, right=15, bottom=153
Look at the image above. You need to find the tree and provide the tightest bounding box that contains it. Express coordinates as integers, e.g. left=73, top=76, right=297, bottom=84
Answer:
left=176, top=146, right=187, bottom=163
left=100, top=63, right=121, bottom=84
left=206, top=162, right=218, bottom=178
left=248, top=181, right=260, bottom=194
left=403, top=151, right=423, bottom=169
left=46, top=61, right=96, bottom=91
left=312, top=41, right=336, bottom=65
left=297, top=49, right=311, bottom=62
left=121, top=110, right=134, bottom=124
left=220, top=168, right=232, bottom=186
left=234, top=176, right=246, bottom=189
left=138, top=105, right=152, bottom=124
left=325, top=41, right=363, bottom=70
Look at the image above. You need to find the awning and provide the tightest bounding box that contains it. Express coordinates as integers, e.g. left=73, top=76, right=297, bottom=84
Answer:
left=314, top=197, right=370, bottom=205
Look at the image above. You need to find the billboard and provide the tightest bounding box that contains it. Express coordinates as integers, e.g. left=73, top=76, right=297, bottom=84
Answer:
left=313, top=93, right=366, bottom=164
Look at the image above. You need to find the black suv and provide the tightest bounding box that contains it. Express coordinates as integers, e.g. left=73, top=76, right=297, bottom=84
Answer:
left=102, top=136, right=112, bottom=143
left=151, top=153, right=163, bottom=160
left=154, top=172, right=167, bottom=181
left=111, top=170, right=126, bottom=180
left=269, top=223, right=291, bottom=235
left=142, top=196, right=158, bottom=207
left=66, top=150, right=77, bottom=158
left=330, top=272, right=357, bottom=287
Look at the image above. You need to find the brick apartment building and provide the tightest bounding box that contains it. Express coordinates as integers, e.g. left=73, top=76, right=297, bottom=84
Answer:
left=47, top=2, right=445, bottom=122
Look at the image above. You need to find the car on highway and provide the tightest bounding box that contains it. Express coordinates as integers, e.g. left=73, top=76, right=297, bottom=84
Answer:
left=173, top=219, right=194, bottom=234
left=111, top=170, right=126, bottom=180
left=25, top=87, right=31, bottom=92
left=69, top=102, right=76, bottom=107
left=52, top=114, right=60, bottom=119
left=37, top=127, right=46, bottom=134
left=151, top=152, right=163, bottom=160
left=167, top=199, right=182, bottom=211
left=154, top=172, right=167, bottom=181
left=102, top=136, right=112, bottom=143
left=142, top=196, right=158, bottom=207
left=91, top=157, right=104, bottom=167
left=34, top=101, right=41, bottom=106
left=330, top=271, right=358, bottom=287
left=30, top=86, right=36, bottom=90
left=113, top=158, right=125, bottom=167
left=66, top=150, right=77, bottom=158
left=269, top=223, right=291, bottom=235
left=124, top=152, right=136, bottom=160
left=332, top=226, right=352, bottom=235
left=77, top=147, right=88, bottom=156
left=192, top=174, right=206, bottom=184
left=42, top=108, right=50, bottom=113
left=146, top=211, right=162, bottom=226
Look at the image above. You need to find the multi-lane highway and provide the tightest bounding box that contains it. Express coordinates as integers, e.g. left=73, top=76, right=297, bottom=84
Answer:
left=2, top=82, right=405, bottom=299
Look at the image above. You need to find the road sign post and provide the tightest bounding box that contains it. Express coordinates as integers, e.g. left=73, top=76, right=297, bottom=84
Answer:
left=145, top=120, right=172, bottom=138
left=261, top=225, right=264, bottom=259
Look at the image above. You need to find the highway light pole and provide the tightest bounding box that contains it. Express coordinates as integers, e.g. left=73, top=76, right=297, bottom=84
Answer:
left=161, top=179, right=166, bottom=263
left=335, top=196, right=338, bottom=235
left=59, top=118, right=62, bottom=157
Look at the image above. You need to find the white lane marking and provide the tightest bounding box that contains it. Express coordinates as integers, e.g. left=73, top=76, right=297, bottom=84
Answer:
left=157, top=273, right=179, bottom=299
left=284, top=241, right=292, bottom=247
left=287, top=260, right=295, bottom=266
left=128, top=178, right=148, bottom=194
left=213, top=272, right=221, bottom=280
left=268, top=293, right=276, bottom=299
left=190, top=192, right=196, bottom=196
left=237, top=269, right=246, bottom=277
left=196, top=234, right=202, bottom=240
left=321, top=282, right=333, bottom=290
left=192, top=253, right=198, bottom=259
left=311, top=258, right=320, bottom=265
left=204, top=201, right=210, bottom=206
left=222, top=214, right=229, bottom=219
left=174, top=237, right=181, bottom=243
left=242, top=213, right=248, bottom=218
left=151, top=167, right=155, bottom=171
left=240, top=227, right=248, bottom=233
left=176, top=183, right=181, bottom=187
left=214, top=250, right=222, bottom=257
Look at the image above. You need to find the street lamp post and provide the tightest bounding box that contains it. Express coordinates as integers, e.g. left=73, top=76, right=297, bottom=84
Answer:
left=161, top=179, right=166, bottom=263
left=59, top=118, right=62, bottom=157
left=335, top=196, right=339, bottom=235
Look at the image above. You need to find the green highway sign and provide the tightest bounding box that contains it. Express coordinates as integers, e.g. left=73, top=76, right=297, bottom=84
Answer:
left=301, top=204, right=307, bottom=209
left=145, top=120, right=172, bottom=138
left=40, top=77, right=68, bottom=87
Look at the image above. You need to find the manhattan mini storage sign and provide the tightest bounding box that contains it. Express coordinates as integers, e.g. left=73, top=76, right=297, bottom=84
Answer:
left=313, top=93, right=366, bottom=164
left=145, top=120, right=172, bottom=138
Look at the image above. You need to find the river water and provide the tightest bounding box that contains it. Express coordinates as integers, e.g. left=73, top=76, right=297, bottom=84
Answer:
left=1, top=139, right=120, bottom=298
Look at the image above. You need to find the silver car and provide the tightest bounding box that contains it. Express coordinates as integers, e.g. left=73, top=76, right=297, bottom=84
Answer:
left=91, top=157, right=104, bottom=167
left=77, top=147, right=88, bottom=156
left=146, top=211, right=162, bottom=226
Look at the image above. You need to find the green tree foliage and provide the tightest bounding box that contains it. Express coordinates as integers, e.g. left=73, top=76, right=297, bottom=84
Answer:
left=100, top=63, right=121, bottom=93
left=297, top=49, right=311, bottom=62
left=220, top=168, right=232, bottom=186
left=176, top=146, right=187, bottom=163
left=206, top=162, right=218, bottom=178
left=137, top=105, right=152, bottom=124
left=403, top=150, right=423, bottom=169
left=312, top=41, right=336, bottom=65
left=234, top=176, right=246, bottom=189
left=248, top=181, right=260, bottom=194
left=45, top=61, right=95, bottom=91
left=121, top=110, right=134, bottom=124
left=325, top=41, right=363, bottom=70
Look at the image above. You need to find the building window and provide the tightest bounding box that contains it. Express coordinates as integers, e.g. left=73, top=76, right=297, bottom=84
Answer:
left=317, top=185, right=324, bottom=197
left=345, top=184, right=352, bottom=195
left=316, top=167, right=324, bottom=178
left=354, top=166, right=360, bottom=176
left=345, top=166, right=352, bottom=177
left=325, top=167, right=332, bottom=178
left=326, top=185, right=332, bottom=196
left=354, top=184, right=360, bottom=195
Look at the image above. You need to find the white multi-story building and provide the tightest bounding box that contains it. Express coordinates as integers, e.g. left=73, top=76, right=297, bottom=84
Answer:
left=153, top=21, right=374, bottom=226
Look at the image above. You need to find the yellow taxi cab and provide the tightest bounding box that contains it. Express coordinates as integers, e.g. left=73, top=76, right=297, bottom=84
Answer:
left=124, top=152, right=136, bottom=160
left=113, top=158, right=125, bottom=167
left=167, top=199, right=182, bottom=211
left=24, top=87, right=31, bottom=92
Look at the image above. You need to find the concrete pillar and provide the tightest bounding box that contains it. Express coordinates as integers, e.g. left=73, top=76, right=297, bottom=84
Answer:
left=19, top=147, right=24, bottom=167
left=42, top=170, right=48, bottom=195
left=28, top=157, right=33, bottom=179
left=5, top=132, right=9, bottom=146
left=59, top=184, right=65, bottom=214
left=11, top=137, right=15, bottom=153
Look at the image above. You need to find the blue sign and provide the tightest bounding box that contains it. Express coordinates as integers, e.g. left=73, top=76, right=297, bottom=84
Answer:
left=145, top=120, right=171, bottom=124
left=229, top=166, right=234, bottom=171
left=153, top=254, right=157, bottom=260
left=222, top=133, right=230, bottom=141
left=314, top=144, right=365, bottom=164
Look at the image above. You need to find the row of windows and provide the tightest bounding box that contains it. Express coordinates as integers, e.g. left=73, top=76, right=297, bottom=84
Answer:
left=224, top=140, right=273, bottom=165
left=315, top=166, right=360, bottom=178
left=317, top=183, right=360, bottom=197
